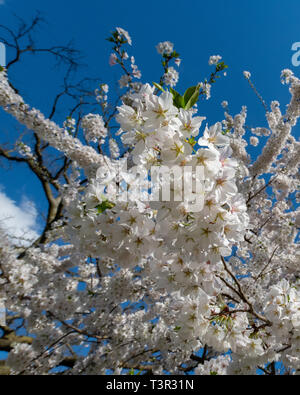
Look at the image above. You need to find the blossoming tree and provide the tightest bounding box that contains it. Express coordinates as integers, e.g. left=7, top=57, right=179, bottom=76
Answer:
left=0, top=22, right=299, bottom=375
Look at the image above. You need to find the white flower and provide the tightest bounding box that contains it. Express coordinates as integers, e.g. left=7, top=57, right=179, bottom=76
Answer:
left=281, top=69, right=294, bottom=84
left=160, top=136, right=193, bottom=163
left=175, top=58, right=181, bottom=67
left=199, top=82, right=211, bottom=100
left=209, top=55, right=222, bottom=65
left=163, top=67, right=179, bottom=88
left=214, top=168, right=238, bottom=202
left=116, top=27, right=132, bottom=45
left=119, top=74, right=131, bottom=88
left=116, top=104, right=143, bottom=131
left=243, top=71, right=251, bottom=79
left=198, top=123, right=229, bottom=147
left=109, top=53, right=117, bottom=66
left=177, top=108, right=205, bottom=138
left=192, top=146, right=221, bottom=177
left=109, top=138, right=120, bottom=159
left=156, top=41, right=174, bottom=55
left=221, top=101, right=228, bottom=108
left=250, top=136, right=259, bottom=146
left=143, top=91, right=178, bottom=130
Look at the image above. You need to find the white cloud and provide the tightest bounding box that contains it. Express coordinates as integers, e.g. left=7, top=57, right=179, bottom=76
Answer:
left=0, top=187, right=40, bottom=246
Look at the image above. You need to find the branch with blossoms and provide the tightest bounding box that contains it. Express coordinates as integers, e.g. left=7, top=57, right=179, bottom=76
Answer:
left=107, top=27, right=142, bottom=90
left=156, top=41, right=181, bottom=88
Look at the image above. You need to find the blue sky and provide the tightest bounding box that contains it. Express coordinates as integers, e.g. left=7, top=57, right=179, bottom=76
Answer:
left=0, top=0, right=300, bottom=238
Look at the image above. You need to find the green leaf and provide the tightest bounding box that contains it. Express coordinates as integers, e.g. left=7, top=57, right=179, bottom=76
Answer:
left=184, top=86, right=200, bottom=110
left=96, top=200, right=115, bottom=214
left=153, top=82, right=165, bottom=92
left=171, top=51, right=180, bottom=58
left=210, top=371, right=218, bottom=375
left=216, top=61, right=228, bottom=72
left=170, top=87, right=185, bottom=109
left=170, top=87, right=179, bottom=96
left=183, top=86, right=198, bottom=105
left=113, top=31, right=119, bottom=40
left=222, top=128, right=231, bottom=135
left=249, top=331, right=258, bottom=339
left=174, top=326, right=181, bottom=332
left=188, top=137, right=197, bottom=146
left=0, top=66, right=4, bottom=72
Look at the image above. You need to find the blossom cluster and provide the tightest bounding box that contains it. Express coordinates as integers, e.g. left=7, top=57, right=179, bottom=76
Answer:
left=81, top=114, right=107, bottom=144
left=0, top=32, right=299, bottom=376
